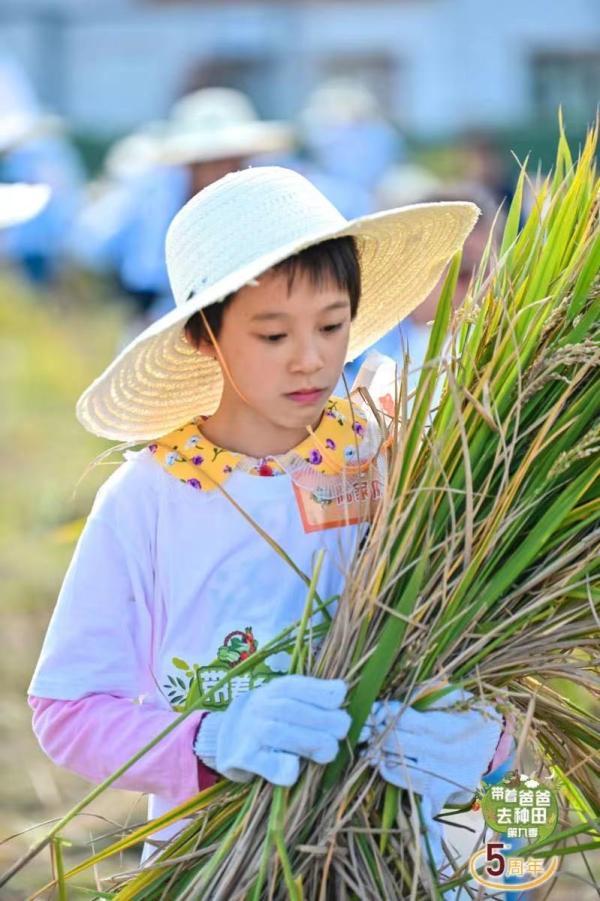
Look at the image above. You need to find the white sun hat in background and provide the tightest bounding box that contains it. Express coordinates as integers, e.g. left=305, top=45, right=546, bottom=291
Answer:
left=0, top=112, right=62, bottom=154
left=103, top=122, right=166, bottom=182
left=154, top=87, right=294, bottom=168
left=0, top=183, right=51, bottom=228
left=76, top=165, right=480, bottom=442
left=300, top=78, right=383, bottom=129
left=376, top=163, right=444, bottom=210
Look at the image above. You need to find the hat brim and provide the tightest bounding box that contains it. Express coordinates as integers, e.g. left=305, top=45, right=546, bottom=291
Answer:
left=77, top=200, right=479, bottom=441
left=0, top=114, right=63, bottom=152
left=155, top=122, right=295, bottom=167
left=0, top=183, right=51, bottom=227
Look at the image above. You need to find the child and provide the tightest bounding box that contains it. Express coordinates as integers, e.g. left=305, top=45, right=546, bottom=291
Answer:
left=28, top=166, right=510, bottom=869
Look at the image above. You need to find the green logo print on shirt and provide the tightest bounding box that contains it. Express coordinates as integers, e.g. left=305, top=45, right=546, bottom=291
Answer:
left=163, top=626, right=280, bottom=712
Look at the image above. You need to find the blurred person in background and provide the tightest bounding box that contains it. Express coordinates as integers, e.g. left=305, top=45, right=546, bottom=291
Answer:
left=68, top=87, right=293, bottom=340
left=458, top=129, right=516, bottom=212
left=67, top=118, right=170, bottom=315
left=0, top=56, right=84, bottom=287
left=376, top=161, right=444, bottom=208
left=271, top=77, right=404, bottom=220
left=300, top=78, right=404, bottom=214
left=336, top=179, right=506, bottom=402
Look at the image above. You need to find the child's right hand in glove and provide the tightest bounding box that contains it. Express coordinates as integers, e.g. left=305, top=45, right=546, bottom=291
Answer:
left=193, top=674, right=351, bottom=787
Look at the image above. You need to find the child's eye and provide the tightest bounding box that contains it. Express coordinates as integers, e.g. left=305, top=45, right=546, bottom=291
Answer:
left=258, top=323, right=344, bottom=343
left=260, top=333, right=286, bottom=343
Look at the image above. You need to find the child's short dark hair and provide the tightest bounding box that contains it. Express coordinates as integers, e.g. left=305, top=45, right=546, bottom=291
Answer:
left=184, top=235, right=361, bottom=349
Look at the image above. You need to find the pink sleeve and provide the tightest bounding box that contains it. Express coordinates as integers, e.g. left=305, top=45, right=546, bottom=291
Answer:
left=484, top=709, right=516, bottom=774
left=28, top=694, right=218, bottom=803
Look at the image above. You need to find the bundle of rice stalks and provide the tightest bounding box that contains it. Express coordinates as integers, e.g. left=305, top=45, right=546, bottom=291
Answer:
left=5, top=114, right=599, bottom=899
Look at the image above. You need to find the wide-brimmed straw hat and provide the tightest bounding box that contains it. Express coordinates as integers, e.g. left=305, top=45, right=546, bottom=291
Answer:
left=76, top=165, right=480, bottom=441
left=154, top=88, right=294, bottom=167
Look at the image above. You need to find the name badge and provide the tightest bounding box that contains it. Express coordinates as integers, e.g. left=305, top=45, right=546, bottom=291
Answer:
left=292, top=470, right=384, bottom=533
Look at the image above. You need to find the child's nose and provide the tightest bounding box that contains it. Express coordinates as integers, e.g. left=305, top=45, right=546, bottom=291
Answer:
left=289, top=338, right=324, bottom=373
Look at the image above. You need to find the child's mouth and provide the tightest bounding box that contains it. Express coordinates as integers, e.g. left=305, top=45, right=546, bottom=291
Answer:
left=285, top=388, right=326, bottom=405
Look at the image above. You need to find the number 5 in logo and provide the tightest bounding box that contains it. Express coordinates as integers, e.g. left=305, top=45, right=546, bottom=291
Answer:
left=485, top=842, right=506, bottom=877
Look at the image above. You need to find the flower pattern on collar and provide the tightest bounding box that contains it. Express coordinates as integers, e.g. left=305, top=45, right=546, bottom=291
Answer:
left=146, top=396, right=370, bottom=492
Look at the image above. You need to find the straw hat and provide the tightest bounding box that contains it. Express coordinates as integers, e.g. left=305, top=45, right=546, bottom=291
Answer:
left=155, top=88, right=294, bottom=167
left=0, top=183, right=51, bottom=227
left=76, top=165, right=480, bottom=441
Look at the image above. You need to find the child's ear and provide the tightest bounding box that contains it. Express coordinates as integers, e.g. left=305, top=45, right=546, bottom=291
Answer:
left=196, top=337, right=217, bottom=360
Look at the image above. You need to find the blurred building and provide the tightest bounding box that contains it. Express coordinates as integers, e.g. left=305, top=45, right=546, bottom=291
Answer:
left=1, top=0, right=598, bottom=140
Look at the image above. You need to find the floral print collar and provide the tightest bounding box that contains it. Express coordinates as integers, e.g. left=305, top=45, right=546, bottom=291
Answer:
left=146, top=395, right=371, bottom=493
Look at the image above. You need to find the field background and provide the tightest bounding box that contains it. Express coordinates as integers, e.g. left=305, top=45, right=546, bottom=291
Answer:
left=0, top=276, right=144, bottom=898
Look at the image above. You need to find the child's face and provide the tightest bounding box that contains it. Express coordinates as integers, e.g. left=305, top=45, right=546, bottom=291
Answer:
left=201, top=266, right=352, bottom=433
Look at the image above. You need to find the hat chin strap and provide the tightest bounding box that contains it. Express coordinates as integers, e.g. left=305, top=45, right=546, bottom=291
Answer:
left=199, top=308, right=252, bottom=409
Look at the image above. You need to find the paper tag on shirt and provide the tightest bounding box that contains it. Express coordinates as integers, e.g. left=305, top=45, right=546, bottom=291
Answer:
left=292, top=471, right=384, bottom=533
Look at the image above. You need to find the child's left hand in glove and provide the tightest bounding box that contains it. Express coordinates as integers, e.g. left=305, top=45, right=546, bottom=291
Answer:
left=358, top=685, right=504, bottom=869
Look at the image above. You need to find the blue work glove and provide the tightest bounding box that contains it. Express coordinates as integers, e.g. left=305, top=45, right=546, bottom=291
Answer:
left=359, top=686, right=504, bottom=869
left=193, top=674, right=351, bottom=787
